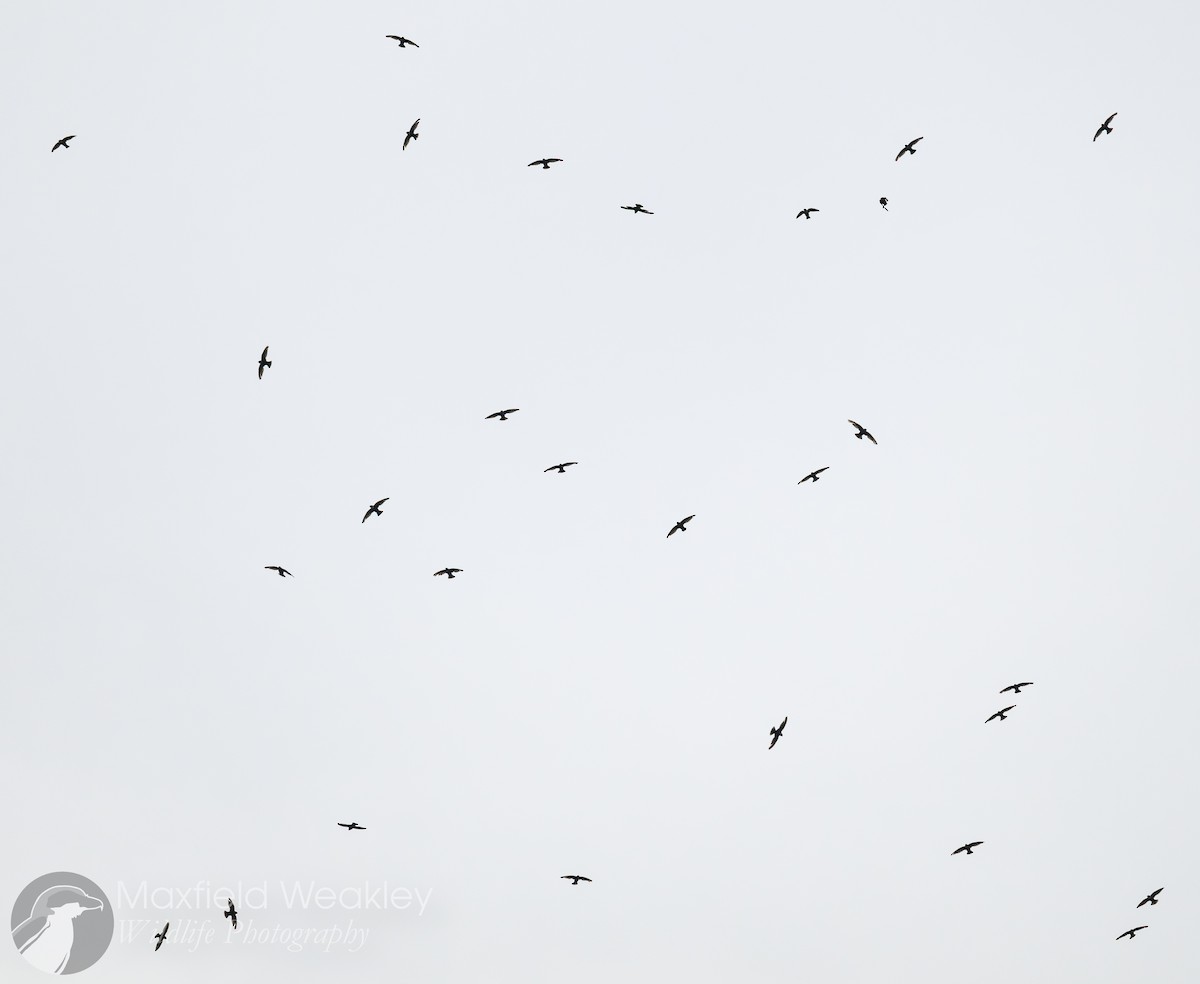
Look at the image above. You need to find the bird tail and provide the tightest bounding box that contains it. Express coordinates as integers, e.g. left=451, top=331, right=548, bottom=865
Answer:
left=265, top=360, right=272, bottom=368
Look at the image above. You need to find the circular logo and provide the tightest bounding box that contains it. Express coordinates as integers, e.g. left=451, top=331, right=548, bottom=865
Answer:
left=11, top=873, right=113, bottom=975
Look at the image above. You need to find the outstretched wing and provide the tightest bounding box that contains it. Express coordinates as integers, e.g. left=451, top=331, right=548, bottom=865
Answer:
left=864, top=430, right=877, bottom=444
left=1104, top=112, right=1117, bottom=127
left=848, top=419, right=863, bottom=430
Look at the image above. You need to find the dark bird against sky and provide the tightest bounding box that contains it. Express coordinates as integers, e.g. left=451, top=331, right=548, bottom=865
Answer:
left=895, top=137, right=924, bottom=160
left=769, top=716, right=787, bottom=750
left=403, top=119, right=420, bottom=150
left=385, top=36, right=418, bottom=47
left=952, top=841, right=983, bottom=855
left=848, top=420, right=877, bottom=444
left=879, top=197, right=888, bottom=210
left=1093, top=112, right=1117, bottom=142
left=796, top=208, right=819, bottom=219
left=153, top=923, right=169, bottom=951
left=1000, top=682, right=1033, bottom=694
left=337, top=822, right=366, bottom=831
left=985, top=705, right=1016, bottom=723
left=667, top=515, right=695, bottom=538
left=1117, top=926, right=1148, bottom=940
left=529, top=158, right=563, bottom=169
left=799, top=467, right=830, bottom=484
left=561, top=875, right=592, bottom=885
left=1138, top=888, right=1164, bottom=908
left=224, top=900, right=237, bottom=930
left=264, top=566, right=292, bottom=577
left=362, top=498, right=389, bottom=523
left=51, top=135, right=75, bottom=152
left=544, top=462, right=577, bottom=473
left=621, top=203, right=653, bottom=214
left=486, top=408, right=519, bottom=420
left=434, top=568, right=462, bottom=578
left=258, top=346, right=271, bottom=379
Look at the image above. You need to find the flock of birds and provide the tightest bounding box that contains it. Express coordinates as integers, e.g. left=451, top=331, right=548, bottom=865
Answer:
left=44, top=26, right=1144, bottom=963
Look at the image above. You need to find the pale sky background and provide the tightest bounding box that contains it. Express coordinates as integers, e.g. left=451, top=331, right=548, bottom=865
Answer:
left=3, top=0, right=1199, bottom=981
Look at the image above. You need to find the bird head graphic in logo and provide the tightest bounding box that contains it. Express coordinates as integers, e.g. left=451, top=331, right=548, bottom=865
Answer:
left=11, top=873, right=113, bottom=974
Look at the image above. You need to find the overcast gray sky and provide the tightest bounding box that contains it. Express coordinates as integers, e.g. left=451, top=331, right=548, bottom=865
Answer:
left=4, top=0, right=1200, bottom=981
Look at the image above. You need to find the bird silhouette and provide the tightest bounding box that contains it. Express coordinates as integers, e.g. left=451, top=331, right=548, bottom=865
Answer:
left=51, top=135, right=76, bottom=152
left=529, top=158, right=563, bottom=169
left=258, top=346, right=271, bottom=379
left=895, top=137, right=924, bottom=160
left=264, top=566, right=292, bottom=578
left=769, top=716, right=787, bottom=749
left=561, top=875, right=592, bottom=885
left=486, top=408, right=520, bottom=421
left=879, top=197, right=889, bottom=210
left=1000, top=682, right=1033, bottom=694
left=795, top=208, right=819, bottom=219
left=848, top=419, right=877, bottom=444
left=153, top=923, right=169, bottom=951
left=798, top=467, right=830, bottom=484
left=544, top=462, right=577, bottom=473
left=1093, top=112, right=1117, bottom=142
left=434, top=568, right=462, bottom=578
left=952, top=841, right=983, bottom=855
left=1116, top=926, right=1148, bottom=940
left=1138, top=888, right=1164, bottom=908
left=985, top=705, right=1016, bottom=723
left=337, top=822, right=366, bottom=831
left=362, top=498, right=389, bottom=523
left=385, top=36, right=418, bottom=47
left=224, top=899, right=237, bottom=930
left=12, top=885, right=106, bottom=974
left=667, top=515, right=695, bottom=537
left=621, top=203, right=653, bottom=214
left=403, top=119, right=420, bottom=150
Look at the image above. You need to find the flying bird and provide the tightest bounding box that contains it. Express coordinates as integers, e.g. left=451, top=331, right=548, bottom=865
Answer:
left=529, top=158, right=563, bottom=169
left=264, top=566, right=292, bottom=578
left=952, top=841, right=983, bottom=855
left=153, top=923, right=169, bottom=951
left=51, top=135, right=76, bottom=152
left=385, top=36, right=418, bottom=47
left=848, top=420, right=877, bottom=444
left=621, top=203, right=653, bottom=214
left=1000, top=682, right=1033, bottom=694
left=985, top=705, right=1016, bottom=723
left=486, top=408, right=520, bottom=420
left=337, top=822, right=366, bottom=831
left=561, top=875, right=592, bottom=885
left=879, top=197, right=889, bottom=210
left=795, top=208, right=819, bottom=219
left=768, top=716, right=787, bottom=750
left=1116, top=926, right=1148, bottom=940
left=223, top=900, right=237, bottom=930
left=434, top=568, right=462, bottom=578
left=403, top=119, right=420, bottom=150
left=798, top=467, right=830, bottom=484
left=895, top=137, right=924, bottom=160
left=1138, top=888, right=1164, bottom=908
left=667, top=515, right=695, bottom=537
left=1093, top=112, right=1117, bottom=142
left=362, top=498, right=389, bottom=523
left=544, top=462, right=577, bottom=473
left=258, top=346, right=271, bottom=379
